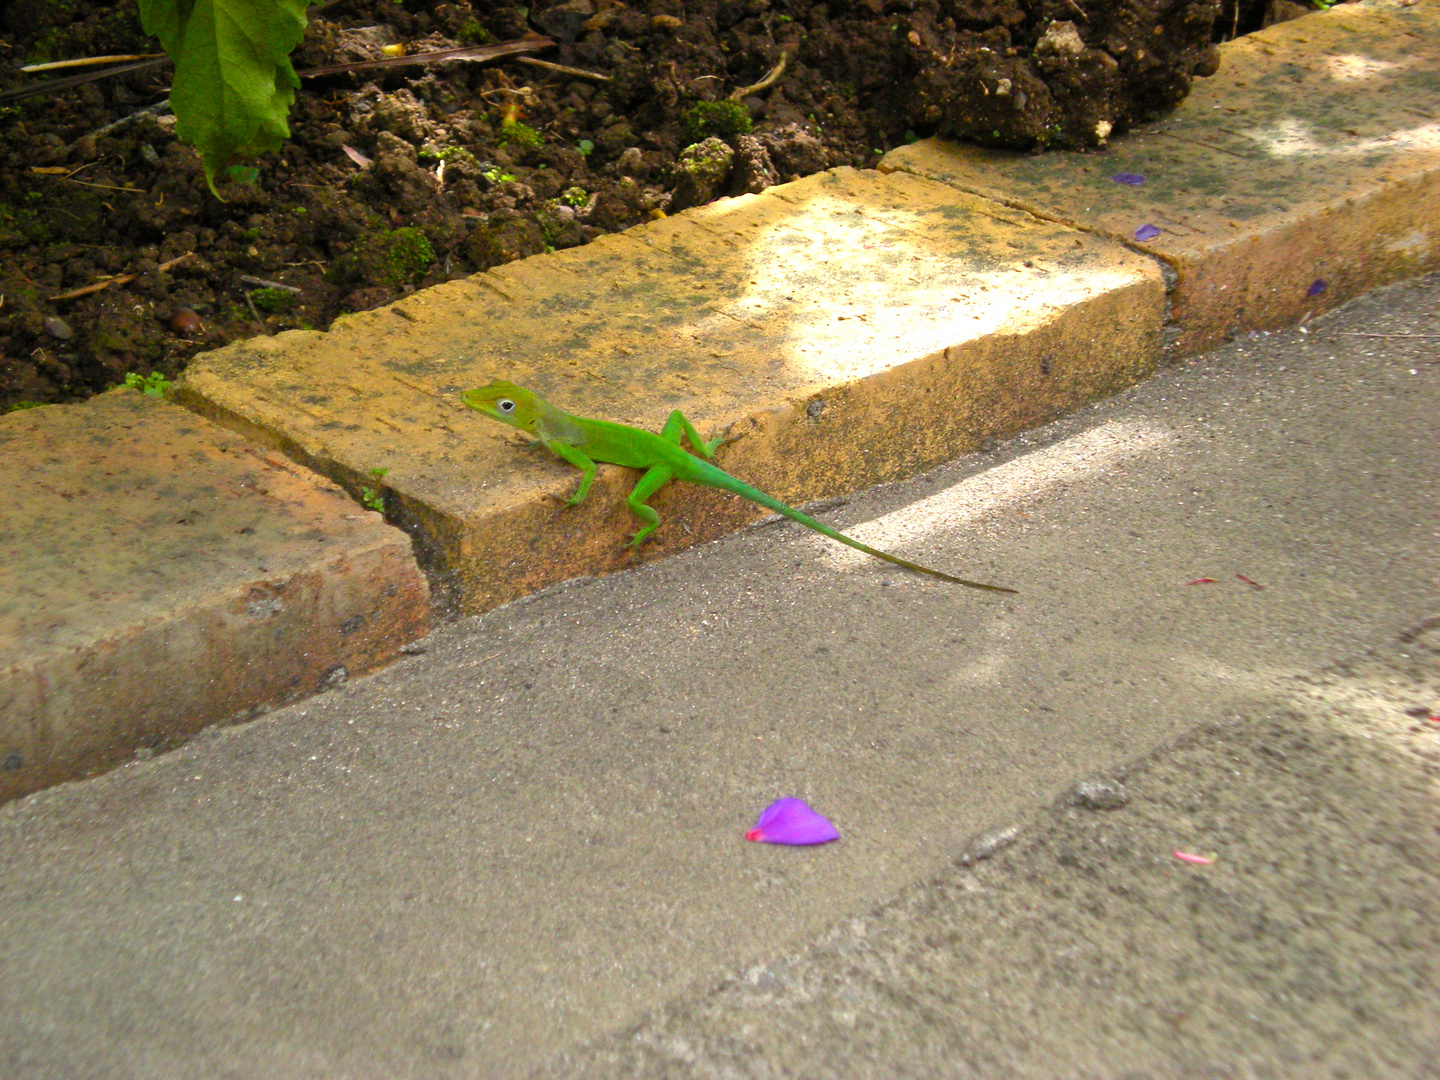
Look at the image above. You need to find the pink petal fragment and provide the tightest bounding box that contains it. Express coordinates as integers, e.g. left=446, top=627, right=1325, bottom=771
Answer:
left=342, top=144, right=372, bottom=167
left=1236, top=574, right=1264, bottom=589
left=746, top=798, right=840, bottom=846
left=1173, top=850, right=1214, bottom=865
left=1184, top=577, right=1217, bottom=585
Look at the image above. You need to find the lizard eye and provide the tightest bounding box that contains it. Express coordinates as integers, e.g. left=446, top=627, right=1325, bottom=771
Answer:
left=497, top=398, right=516, bottom=413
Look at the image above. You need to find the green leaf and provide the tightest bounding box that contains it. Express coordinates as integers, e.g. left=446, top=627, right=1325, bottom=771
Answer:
left=136, top=0, right=313, bottom=196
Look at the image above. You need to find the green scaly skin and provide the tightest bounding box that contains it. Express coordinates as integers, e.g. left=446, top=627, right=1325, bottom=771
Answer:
left=460, top=381, right=1016, bottom=595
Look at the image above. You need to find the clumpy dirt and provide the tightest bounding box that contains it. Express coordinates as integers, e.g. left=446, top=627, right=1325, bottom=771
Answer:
left=0, top=0, right=1306, bottom=411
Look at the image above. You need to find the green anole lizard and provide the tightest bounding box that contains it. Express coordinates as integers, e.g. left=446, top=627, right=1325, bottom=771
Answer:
left=460, top=381, right=1015, bottom=594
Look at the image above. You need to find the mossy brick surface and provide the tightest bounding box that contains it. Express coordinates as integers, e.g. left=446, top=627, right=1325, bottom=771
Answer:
left=178, top=167, right=1163, bottom=613
left=0, top=390, right=429, bottom=802
left=882, top=0, right=1440, bottom=354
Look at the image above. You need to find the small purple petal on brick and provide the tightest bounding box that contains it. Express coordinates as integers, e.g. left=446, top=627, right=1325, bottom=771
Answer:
left=745, top=798, right=840, bottom=845
left=1134, top=224, right=1161, bottom=242
left=1111, top=172, right=1145, bottom=185
left=1307, top=279, right=1327, bottom=297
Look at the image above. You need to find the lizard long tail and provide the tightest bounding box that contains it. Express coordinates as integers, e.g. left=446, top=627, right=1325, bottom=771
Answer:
left=694, top=463, right=1016, bottom=595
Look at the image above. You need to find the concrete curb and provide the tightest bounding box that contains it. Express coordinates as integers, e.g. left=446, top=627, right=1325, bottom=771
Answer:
left=879, top=0, right=1440, bottom=356
left=0, top=391, right=430, bottom=802
left=175, top=167, right=1165, bottom=613
left=2, top=0, right=1435, bottom=800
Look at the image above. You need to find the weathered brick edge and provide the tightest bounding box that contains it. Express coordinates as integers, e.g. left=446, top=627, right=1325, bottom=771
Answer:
left=1, top=389, right=432, bottom=804
left=0, top=537, right=428, bottom=804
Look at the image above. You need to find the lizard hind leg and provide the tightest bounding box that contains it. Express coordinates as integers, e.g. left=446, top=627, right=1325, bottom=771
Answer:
left=661, top=409, right=730, bottom=459
left=625, top=464, right=674, bottom=547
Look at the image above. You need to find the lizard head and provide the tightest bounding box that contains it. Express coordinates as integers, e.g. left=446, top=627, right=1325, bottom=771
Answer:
left=460, top=381, right=541, bottom=431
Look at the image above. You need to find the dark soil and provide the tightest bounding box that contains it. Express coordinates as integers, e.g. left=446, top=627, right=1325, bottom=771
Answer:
left=0, top=0, right=1306, bottom=411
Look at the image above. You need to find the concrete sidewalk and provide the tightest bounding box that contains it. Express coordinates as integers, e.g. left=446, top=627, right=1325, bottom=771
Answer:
left=0, top=275, right=1434, bottom=1077
left=0, top=2, right=1437, bottom=1073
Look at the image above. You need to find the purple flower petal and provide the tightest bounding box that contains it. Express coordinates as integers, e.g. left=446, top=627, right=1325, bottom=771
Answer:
left=1112, top=172, right=1146, bottom=186
left=745, top=798, right=839, bottom=846
left=1307, top=279, right=1327, bottom=297
left=1134, top=224, right=1161, bottom=242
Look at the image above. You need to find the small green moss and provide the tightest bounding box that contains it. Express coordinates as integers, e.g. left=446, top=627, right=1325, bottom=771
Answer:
left=483, top=166, right=517, bottom=185
left=674, top=138, right=734, bottom=192
left=0, top=203, right=51, bottom=245
left=498, top=121, right=543, bottom=152
left=381, top=228, right=434, bottom=286
left=329, top=227, right=435, bottom=289
left=4, top=401, right=45, bottom=413
left=438, top=146, right=478, bottom=165
left=419, top=144, right=479, bottom=167
left=681, top=100, right=752, bottom=146
left=248, top=287, right=296, bottom=313
left=91, top=329, right=138, bottom=353
left=241, top=227, right=261, bottom=241
left=457, top=19, right=491, bottom=45
left=562, top=186, right=589, bottom=207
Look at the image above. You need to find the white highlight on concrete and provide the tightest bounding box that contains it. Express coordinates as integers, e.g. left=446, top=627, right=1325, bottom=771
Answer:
left=816, top=418, right=1177, bottom=570
left=1239, top=116, right=1440, bottom=161
left=1324, top=54, right=1405, bottom=82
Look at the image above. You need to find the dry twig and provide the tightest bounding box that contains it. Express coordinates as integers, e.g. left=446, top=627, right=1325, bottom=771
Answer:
left=49, top=275, right=138, bottom=301
left=47, top=252, right=193, bottom=301
left=22, top=54, right=163, bottom=73
left=729, top=51, right=788, bottom=100
left=240, top=275, right=301, bottom=294
left=514, top=56, right=611, bottom=81
left=0, top=58, right=168, bottom=104
left=296, top=38, right=552, bottom=79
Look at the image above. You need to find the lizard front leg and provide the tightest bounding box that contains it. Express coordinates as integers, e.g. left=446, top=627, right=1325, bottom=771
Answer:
left=543, top=440, right=598, bottom=505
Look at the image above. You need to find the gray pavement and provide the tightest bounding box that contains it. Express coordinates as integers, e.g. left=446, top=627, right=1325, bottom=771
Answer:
left=1, top=275, right=1437, bottom=1078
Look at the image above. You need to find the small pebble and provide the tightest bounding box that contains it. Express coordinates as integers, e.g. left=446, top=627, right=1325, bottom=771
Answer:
left=170, top=308, right=204, bottom=336
left=959, top=825, right=1019, bottom=865
left=43, top=316, right=74, bottom=340
left=1067, top=778, right=1130, bottom=810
